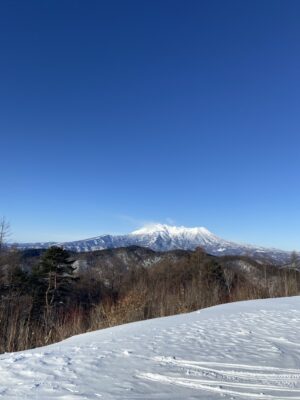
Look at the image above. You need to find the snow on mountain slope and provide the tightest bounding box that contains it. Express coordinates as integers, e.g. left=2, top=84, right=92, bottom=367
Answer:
left=1, top=296, right=300, bottom=399
left=15, top=224, right=294, bottom=263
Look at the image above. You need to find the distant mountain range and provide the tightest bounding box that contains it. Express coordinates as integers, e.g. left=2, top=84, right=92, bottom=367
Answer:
left=14, top=224, right=295, bottom=264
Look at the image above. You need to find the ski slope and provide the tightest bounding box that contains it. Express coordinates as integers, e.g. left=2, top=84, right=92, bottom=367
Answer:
left=1, top=297, right=300, bottom=399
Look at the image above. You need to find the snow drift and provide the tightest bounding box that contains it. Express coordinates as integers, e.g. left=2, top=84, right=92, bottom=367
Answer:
left=1, top=296, right=300, bottom=399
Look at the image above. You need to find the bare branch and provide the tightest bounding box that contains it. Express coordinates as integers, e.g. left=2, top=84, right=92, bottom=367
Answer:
left=0, top=217, right=11, bottom=253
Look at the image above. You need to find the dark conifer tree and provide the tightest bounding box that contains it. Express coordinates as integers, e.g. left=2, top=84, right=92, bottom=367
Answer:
left=37, top=246, right=76, bottom=312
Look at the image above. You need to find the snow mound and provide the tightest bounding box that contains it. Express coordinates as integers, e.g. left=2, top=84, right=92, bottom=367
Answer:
left=1, top=296, right=300, bottom=399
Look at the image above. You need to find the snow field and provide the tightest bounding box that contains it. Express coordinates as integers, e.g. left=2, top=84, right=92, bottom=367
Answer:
left=1, top=297, right=300, bottom=399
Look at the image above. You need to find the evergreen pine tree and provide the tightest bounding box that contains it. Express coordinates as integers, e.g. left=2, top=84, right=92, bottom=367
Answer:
left=37, top=246, right=76, bottom=312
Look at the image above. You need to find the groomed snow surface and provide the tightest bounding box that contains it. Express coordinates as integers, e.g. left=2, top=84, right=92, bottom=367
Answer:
left=1, top=297, right=300, bottom=399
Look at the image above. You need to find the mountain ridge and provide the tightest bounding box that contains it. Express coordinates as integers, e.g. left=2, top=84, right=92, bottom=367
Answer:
left=13, top=224, right=295, bottom=264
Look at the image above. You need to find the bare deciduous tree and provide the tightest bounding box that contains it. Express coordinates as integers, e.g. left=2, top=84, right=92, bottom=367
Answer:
left=0, top=217, right=10, bottom=253
left=290, top=251, right=300, bottom=270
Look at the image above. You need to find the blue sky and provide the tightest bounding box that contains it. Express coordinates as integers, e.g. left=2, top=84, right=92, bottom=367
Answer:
left=1, top=0, right=300, bottom=250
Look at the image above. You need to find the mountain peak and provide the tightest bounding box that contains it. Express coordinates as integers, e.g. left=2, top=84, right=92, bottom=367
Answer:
left=131, top=224, right=212, bottom=236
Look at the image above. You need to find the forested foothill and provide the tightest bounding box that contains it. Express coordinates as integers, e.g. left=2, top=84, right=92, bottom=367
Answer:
left=1, top=229, right=299, bottom=354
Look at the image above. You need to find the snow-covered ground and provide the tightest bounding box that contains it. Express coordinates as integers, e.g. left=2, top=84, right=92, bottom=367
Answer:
left=1, top=297, right=300, bottom=399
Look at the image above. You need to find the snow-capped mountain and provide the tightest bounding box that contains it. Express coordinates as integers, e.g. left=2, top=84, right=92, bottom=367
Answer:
left=15, top=224, right=294, bottom=264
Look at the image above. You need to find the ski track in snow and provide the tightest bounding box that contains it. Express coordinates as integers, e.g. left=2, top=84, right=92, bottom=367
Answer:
left=1, top=297, right=300, bottom=399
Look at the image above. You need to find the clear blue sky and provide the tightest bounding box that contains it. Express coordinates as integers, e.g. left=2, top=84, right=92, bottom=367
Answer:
left=1, top=0, right=300, bottom=250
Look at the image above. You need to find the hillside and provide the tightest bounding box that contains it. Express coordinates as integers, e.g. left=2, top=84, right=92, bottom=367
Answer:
left=19, top=245, right=294, bottom=298
left=1, top=297, right=300, bottom=399
left=2, top=245, right=299, bottom=354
